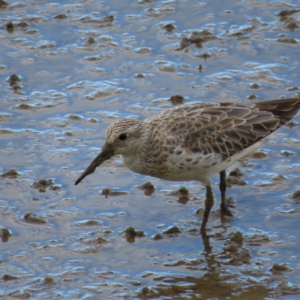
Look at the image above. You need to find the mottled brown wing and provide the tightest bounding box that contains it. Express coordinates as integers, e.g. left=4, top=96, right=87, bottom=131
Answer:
left=162, top=98, right=300, bottom=158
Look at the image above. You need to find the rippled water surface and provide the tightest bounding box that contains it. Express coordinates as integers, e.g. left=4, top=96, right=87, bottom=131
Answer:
left=1, top=0, right=300, bottom=299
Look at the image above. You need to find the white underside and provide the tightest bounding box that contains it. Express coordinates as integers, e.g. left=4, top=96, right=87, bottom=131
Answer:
left=121, top=132, right=276, bottom=186
left=151, top=132, right=276, bottom=185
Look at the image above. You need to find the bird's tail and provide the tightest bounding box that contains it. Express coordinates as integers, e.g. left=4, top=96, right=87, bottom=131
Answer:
left=255, top=97, right=300, bottom=125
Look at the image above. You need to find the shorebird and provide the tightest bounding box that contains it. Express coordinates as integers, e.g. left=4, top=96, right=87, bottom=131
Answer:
left=75, top=97, right=300, bottom=231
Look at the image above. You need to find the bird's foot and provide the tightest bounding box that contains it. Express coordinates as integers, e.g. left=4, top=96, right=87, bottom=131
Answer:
left=220, top=202, right=233, bottom=217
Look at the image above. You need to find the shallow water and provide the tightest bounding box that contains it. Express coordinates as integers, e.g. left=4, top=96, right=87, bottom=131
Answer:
left=1, top=0, right=300, bottom=299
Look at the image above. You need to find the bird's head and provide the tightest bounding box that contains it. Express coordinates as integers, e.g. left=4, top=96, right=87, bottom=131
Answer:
left=75, top=118, right=144, bottom=185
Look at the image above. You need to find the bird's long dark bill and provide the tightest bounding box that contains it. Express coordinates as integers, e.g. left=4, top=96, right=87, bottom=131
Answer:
left=75, top=143, right=114, bottom=185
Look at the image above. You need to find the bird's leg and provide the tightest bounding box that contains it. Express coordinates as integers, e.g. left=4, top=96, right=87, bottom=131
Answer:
left=200, top=185, right=214, bottom=232
left=200, top=229, right=212, bottom=254
left=219, top=170, right=233, bottom=216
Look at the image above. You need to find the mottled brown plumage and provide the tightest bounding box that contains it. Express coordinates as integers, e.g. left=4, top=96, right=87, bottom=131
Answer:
left=75, top=97, right=300, bottom=231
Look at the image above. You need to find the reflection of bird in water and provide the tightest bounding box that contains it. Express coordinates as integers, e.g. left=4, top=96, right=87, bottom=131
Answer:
left=75, top=97, right=300, bottom=231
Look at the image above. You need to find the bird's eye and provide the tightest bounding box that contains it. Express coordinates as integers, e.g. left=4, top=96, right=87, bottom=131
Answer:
left=119, top=133, right=127, bottom=141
